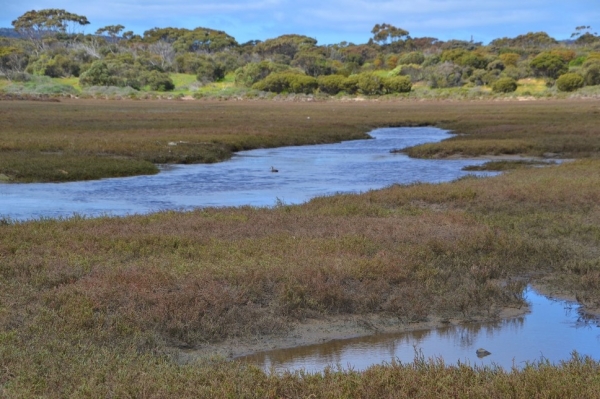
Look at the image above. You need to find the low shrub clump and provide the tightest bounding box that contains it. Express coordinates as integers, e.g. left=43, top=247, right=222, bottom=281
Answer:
left=556, top=72, right=585, bottom=92
left=492, top=77, right=518, bottom=93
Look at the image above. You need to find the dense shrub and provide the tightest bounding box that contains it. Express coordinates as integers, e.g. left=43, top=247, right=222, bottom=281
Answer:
left=499, top=53, right=520, bottom=67
left=530, top=52, right=568, bottom=79
left=582, top=59, right=600, bottom=86
left=235, top=61, right=289, bottom=87
left=397, top=51, right=425, bottom=65
left=317, top=74, right=347, bottom=94
left=502, top=65, right=529, bottom=81
left=252, top=71, right=317, bottom=94
left=470, top=69, right=500, bottom=86
left=79, top=61, right=114, bottom=86
left=195, top=56, right=225, bottom=83
left=5, top=71, right=32, bottom=82
left=79, top=60, right=142, bottom=89
left=383, top=75, right=412, bottom=93
left=422, top=55, right=441, bottom=67
left=143, top=70, right=175, bottom=91
left=212, top=51, right=246, bottom=74
left=426, top=62, right=464, bottom=88
left=556, top=73, right=584, bottom=92
left=288, top=74, right=318, bottom=94
left=441, top=49, right=487, bottom=69
left=389, top=64, right=423, bottom=82
left=343, top=74, right=360, bottom=94
left=569, top=56, right=587, bottom=67
left=492, top=77, right=518, bottom=93
left=27, top=54, right=81, bottom=78
left=356, top=72, right=385, bottom=95
left=175, top=53, right=205, bottom=74
left=486, top=59, right=505, bottom=71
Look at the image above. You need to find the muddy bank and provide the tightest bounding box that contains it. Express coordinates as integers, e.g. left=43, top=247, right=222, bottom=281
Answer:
left=176, top=305, right=528, bottom=363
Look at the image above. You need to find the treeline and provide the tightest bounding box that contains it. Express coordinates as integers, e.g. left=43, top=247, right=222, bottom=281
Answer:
left=1, top=9, right=600, bottom=95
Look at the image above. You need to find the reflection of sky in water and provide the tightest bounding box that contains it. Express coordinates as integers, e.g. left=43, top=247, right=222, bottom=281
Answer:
left=240, top=289, right=600, bottom=373
left=0, top=127, right=496, bottom=221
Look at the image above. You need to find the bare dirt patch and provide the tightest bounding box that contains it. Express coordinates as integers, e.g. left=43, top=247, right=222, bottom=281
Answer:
left=178, top=305, right=528, bottom=362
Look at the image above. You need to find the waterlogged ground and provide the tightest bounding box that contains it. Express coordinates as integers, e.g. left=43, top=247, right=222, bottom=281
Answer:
left=0, top=127, right=496, bottom=221
left=4, top=125, right=597, bottom=379
left=238, top=288, right=600, bottom=373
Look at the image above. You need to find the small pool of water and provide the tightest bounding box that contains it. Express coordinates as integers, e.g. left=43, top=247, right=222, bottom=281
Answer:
left=238, top=288, right=600, bottom=373
left=0, top=127, right=496, bottom=221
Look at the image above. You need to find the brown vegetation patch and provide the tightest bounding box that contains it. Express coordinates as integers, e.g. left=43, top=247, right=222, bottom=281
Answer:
left=2, top=100, right=600, bottom=396
left=1, top=98, right=600, bottom=182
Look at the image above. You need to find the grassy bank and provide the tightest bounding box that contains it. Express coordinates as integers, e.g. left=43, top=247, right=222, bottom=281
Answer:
left=1, top=99, right=600, bottom=396
left=1, top=98, right=600, bottom=182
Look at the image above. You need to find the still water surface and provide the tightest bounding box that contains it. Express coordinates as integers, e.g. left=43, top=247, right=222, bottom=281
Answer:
left=2, top=127, right=598, bottom=371
left=0, top=127, right=493, bottom=221
left=240, top=288, right=600, bottom=373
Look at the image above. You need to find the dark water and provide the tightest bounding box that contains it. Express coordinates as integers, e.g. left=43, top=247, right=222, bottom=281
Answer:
left=238, top=288, right=600, bottom=373
left=0, top=127, right=495, bottom=221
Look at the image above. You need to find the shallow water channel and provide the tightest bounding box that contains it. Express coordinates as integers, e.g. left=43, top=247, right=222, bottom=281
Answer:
left=239, top=288, right=600, bottom=373
left=0, top=127, right=494, bottom=221
left=3, top=127, right=596, bottom=371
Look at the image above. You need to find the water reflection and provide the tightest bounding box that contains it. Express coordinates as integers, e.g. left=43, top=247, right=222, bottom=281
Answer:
left=0, top=127, right=496, bottom=221
left=238, top=289, right=600, bottom=373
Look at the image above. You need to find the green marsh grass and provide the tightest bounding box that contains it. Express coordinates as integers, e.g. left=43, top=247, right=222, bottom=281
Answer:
left=462, top=160, right=554, bottom=171
left=2, top=98, right=600, bottom=182
left=2, top=98, right=600, bottom=396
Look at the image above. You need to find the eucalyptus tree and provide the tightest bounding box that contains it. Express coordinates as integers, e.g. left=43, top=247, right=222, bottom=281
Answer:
left=11, top=9, right=90, bottom=52
left=95, top=24, right=125, bottom=44
left=371, top=23, right=409, bottom=45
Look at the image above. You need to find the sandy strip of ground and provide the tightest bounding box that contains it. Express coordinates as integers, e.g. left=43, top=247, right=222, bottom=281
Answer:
left=176, top=305, right=528, bottom=363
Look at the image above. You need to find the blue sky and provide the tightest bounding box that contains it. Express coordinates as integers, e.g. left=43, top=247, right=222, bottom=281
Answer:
left=1, top=1, right=598, bottom=45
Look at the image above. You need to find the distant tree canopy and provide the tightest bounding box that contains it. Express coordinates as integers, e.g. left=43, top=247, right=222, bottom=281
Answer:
left=95, top=25, right=125, bottom=42
left=530, top=52, right=568, bottom=79
left=371, top=23, right=409, bottom=45
left=2, top=9, right=599, bottom=95
left=490, top=32, right=557, bottom=49
left=11, top=9, right=90, bottom=50
left=254, top=34, right=318, bottom=59
left=142, top=27, right=238, bottom=53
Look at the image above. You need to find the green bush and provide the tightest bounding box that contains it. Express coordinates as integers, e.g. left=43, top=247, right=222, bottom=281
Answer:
left=425, top=62, right=464, bottom=88
left=582, top=59, right=600, bottom=86
left=397, top=51, right=425, bottom=65
left=175, top=53, right=205, bottom=74
left=356, top=72, right=385, bottom=95
left=569, top=56, right=587, bottom=67
left=556, top=73, right=585, bottom=92
left=441, top=49, right=487, bottom=69
left=234, top=61, right=289, bottom=87
left=27, top=54, right=81, bottom=78
left=194, top=56, right=225, bottom=83
left=288, top=74, right=318, bottom=94
left=142, top=71, right=175, bottom=91
left=491, top=77, right=518, bottom=93
left=530, top=52, right=568, bottom=79
left=79, top=61, right=113, bottom=86
left=470, top=69, right=500, bottom=86
left=383, top=75, right=412, bottom=93
left=252, top=71, right=317, bottom=94
left=389, top=64, right=423, bottom=82
left=343, top=74, right=360, bottom=94
left=317, top=74, right=347, bottom=95
left=79, top=61, right=142, bottom=90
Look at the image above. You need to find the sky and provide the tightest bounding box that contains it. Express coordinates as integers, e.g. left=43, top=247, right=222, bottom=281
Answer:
left=1, top=1, right=599, bottom=45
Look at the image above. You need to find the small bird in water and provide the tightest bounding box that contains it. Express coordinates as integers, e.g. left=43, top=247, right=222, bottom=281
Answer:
left=476, top=348, right=491, bottom=358
left=270, top=166, right=279, bottom=173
